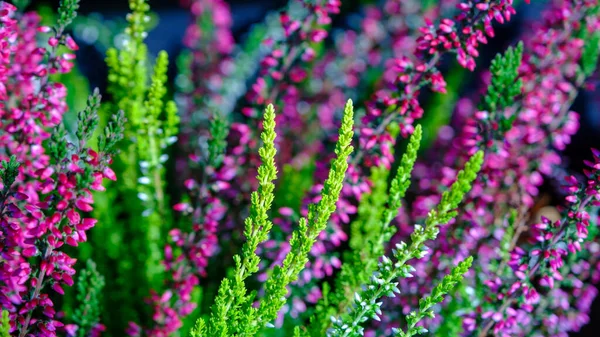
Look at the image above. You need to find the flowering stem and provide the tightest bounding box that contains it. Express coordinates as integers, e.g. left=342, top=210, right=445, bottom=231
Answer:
left=18, top=246, right=51, bottom=337
left=477, top=193, right=595, bottom=337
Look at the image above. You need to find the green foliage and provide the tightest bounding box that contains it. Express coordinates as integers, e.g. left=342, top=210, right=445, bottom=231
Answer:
left=305, top=125, right=422, bottom=337
left=580, top=5, right=600, bottom=77
left=56, top=0, right=80, bottom=33
left=76, top=88, right=102, bottom=144
left=327, top=151, right=483, bottom=337
left=192, top=100, right=355, bottom=337
left=582, top=30, right=600, bottom=77
left=0, top=156, right=20, bottom=189
left=499, top=209, right=518, bottom=263
left=208, top=114, right=229, bottom=168
left=0, top=310, right=9, bottom=337
left=193, top=103, right=279, bottom=336
left=12, top=0, right=31, bottom=11
left=393, top=257, right=473, bottom=337
left=479, top=42, right=523, bottom=133
left=348, top=166, right=390, bottom=250
left=434, top=281, right=470, bottom=337
left=84, top=0, right=180, bottom=332
left=254, top=100, right=354, bottom=334
left=72, top=260, right=105, bottom=337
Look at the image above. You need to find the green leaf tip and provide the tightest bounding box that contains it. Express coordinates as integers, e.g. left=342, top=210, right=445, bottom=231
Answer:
left=205, top=104, right=279, bottom=336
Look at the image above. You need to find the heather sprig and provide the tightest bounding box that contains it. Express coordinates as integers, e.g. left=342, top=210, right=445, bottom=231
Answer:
left=56, top=0, right=79, bottom=34
left=0, top=311, right=9, bottom=337
left=254, top=99, right=355, bottom=332
left=580, top=4, right=600, bottom=77
left=192, top=99, right=354, bottom=336
left=327, top=151, right=483, bottom=337
left=198, top=103, right=279, bottom=336
left=392, top=257, right=473, bottom=337
left=305, top=125, right=422, bottom=336
left=0, top=1, right=126, bottom=334
left=0, top=156, right=19, bottom=196
left=478, top=42, right=523, bottom=135
left=69, top=260, right=105, bottom=337
left=89, top=0, right=180, bottom=331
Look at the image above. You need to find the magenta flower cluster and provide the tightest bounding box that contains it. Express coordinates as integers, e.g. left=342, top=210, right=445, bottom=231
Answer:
left=1, top=2, right=121, bottom=336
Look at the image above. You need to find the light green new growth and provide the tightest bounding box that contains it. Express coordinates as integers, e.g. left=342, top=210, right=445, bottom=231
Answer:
left=72, top=260, right=105, bottom=337
left=137, top=51, right=180, bottom=274
left=90, top=0, right=180, bottom=330
left=327, top=151, right=483, bottom=337
left=195, top=104, right=279, bottom=337
left=392, top=257, right=473, bottom=337
left=251, top=99, right=355, bottom=335
left=0, top=310, right=9, bottom=337
left=305, top=125, right=422, bottom=337
left=191, top=100, right=355, bottom=337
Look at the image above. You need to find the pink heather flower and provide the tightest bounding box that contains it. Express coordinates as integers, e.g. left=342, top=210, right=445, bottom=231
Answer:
left=387, top=2, right=600, bottom=336
left=0, top=4, right=121, bottom=336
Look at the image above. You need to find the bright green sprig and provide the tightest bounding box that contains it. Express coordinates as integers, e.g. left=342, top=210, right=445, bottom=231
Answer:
left=90, top=0, right=178, bottom=331
left=327, top=151, right=483, bottom=337
left=305, top=125, right=422, bottom=337
left=250, top=99, right=355, bottom=335
left=349, top=167, right=389, bottom=251
left=479, top=42, right=523, bottom=133
left=105, top=0, right=150, bottom=115
left=0, top=311, right=9, bottom=337
left=138, top=50, right=179, bottom=221
left=196, top=104, right=278, bottom=336
left=125, top=0, right=151, bottom=44
left=393, top=257, right=473, bottom=337
left=379, top=124, right=422, bottom=238
left=435, top=151, right=484, bottom=222
left=72, top=260, right=105, bottom=337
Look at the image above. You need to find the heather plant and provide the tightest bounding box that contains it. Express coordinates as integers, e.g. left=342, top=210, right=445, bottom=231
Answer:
left=3, top=0, right=600, bottom=336
left=0, top=0, right=125, bottom=335
left=83, top=0, right=180, bottom=332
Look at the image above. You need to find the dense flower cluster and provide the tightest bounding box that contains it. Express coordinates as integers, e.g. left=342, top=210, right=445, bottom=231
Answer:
left=381, top=1, right=600, bottom=336
left=0, top=2, right=123, bottom=336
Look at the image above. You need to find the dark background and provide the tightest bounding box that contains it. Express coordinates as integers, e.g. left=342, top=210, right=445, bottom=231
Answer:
left=22, top=0, right=600, bottom=335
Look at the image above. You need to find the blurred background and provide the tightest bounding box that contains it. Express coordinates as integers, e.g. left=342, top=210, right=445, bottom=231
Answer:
left=21, top=0, right=600, bottom=335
